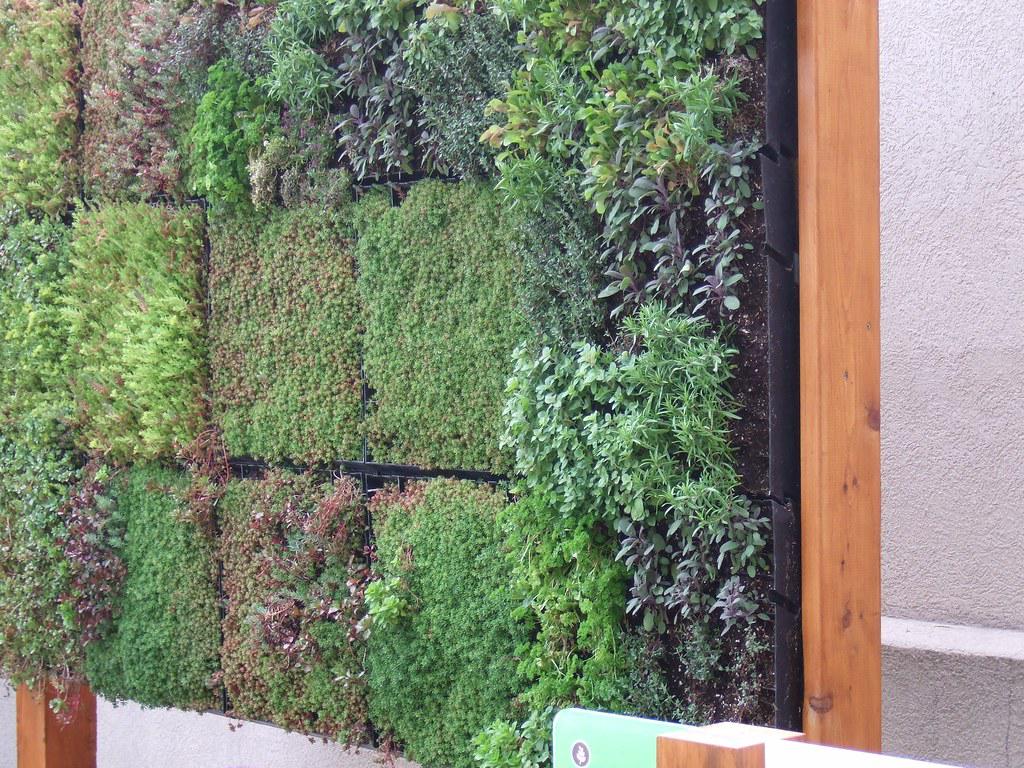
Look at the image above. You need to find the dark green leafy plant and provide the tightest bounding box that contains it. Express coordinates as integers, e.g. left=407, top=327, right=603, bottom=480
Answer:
left=85, top=464, right=220, bottom=710
left=220, top=471, right=369, bottom=742
left=368, top=479, right=526, bottom=768
left=168, top=2, right=272, bottom=103
left=480, top=304, right=773, bottom=767
left=0, top=0, right=79, bottom=214
left=209, top=205, right=362, bottom=464
left=504, top=304, right=769, bottom=633
left=493, top=0, right=762, bottom=63
left=187, top=57, right=279, bottom=205
left=264, top=0, right=426, bottom=179
left=64, top=203, right=207, bottom=462
left=402, top=8, right=520, bottom=178
left=0, top=211, right=80, bottom=690
left=473, top=490, right=694, bottom=768
left=511, top=175, right=607, bottom=345
left=357, top=181, right=527, bottom=472
left=484, top=0, right=765, bottom=319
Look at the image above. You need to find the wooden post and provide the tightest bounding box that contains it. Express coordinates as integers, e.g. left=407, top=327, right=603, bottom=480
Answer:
left=16, top=683, right=97, bottom=768
left=797, top=0, right=881, bottom=752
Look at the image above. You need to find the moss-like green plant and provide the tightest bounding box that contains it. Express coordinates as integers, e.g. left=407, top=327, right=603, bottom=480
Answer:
left=85, top=464, right=220, bottom=710
left=0, top=0, right=79, bottom=214
left=209, top=205, right=362, bottom=464
left=368, top=479, right=526, bottom=768
left=64, top=203, right=206, bottom=462
left=357, top=181, right=527, bottom=472
left=220, top=471, right=368, bottom=742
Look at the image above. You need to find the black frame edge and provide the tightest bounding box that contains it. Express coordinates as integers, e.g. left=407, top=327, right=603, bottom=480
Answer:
left=763, top=0, right=803, bottom=732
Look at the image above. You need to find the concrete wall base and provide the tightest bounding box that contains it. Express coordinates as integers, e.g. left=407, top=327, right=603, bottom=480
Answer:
left=96, top=699, right=417, bottom=768
left=883, top=618, right=1024, bottom=768
left=0, top=684, right=14, bottom=768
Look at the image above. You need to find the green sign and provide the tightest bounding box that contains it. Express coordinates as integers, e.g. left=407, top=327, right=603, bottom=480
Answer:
left=551, top=708, right=694, bottom=768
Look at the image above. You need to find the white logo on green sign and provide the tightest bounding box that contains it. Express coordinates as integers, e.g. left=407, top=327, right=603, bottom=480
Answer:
left=571, top=741, right=590, bottom=768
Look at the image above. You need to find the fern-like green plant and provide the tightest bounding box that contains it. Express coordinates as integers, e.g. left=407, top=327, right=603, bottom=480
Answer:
left=64, top=204, right=207, bottom=462
left=0, top=0, right=80, bottom=214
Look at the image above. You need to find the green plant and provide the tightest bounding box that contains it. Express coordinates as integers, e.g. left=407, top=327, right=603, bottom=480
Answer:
left=0, top=0, right=79, bottom=214
left=248, top=117, right=352, bottom=210
left=64, top=203, right=207, bottom=462
left=80, top=0, right=189, bottom=200
left=58, top=462, right=124, bottom=650
left=0, top=211, right=80, bottom=689
left=220, top=471, right=369, bottom=742
left=168, top=3, right=272, bottom=103
left=187, top=57, right=279, bottom=205
left=484, top=1, right=765, bottom=319
left=0, top=431, right=80, bottom=689
left=511, top=175, right=607, bottom=345
left=363, top=576, right=409, bottom=632
left=85, top=465, right=220, bottom=710
left=474, top=496, right=695, bottom=768
left=483, top=304, right=773, bottom=766
left=209, top=205, right=362, bottom=464
left=0, top=211, right=73, bottom=432
left=368, top=479, right=526, bottom=768
left=264, top=0, right=430, bottom=179
left=471, top=488, right=638, bottom=768
left=402, top=8, right=520, bottom=177
left=262, top=0, right=335, bottom=113
left=504, top=304, right=769, bottom=633
left=356, top=181, right=527, bottom=472
left=492, top=0, right=762, bottom=63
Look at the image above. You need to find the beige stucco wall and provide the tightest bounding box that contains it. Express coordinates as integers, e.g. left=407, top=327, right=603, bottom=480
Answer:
left=880, top=0, right=1024, bottom=766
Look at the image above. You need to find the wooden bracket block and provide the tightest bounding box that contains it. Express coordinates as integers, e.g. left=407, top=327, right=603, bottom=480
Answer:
left=17, top=683, right=96, bottom=768
left=657, top=723, right=804, bottom=768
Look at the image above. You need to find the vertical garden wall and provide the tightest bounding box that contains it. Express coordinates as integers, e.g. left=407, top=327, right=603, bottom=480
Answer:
left=0, top=1, right=795, bottom=766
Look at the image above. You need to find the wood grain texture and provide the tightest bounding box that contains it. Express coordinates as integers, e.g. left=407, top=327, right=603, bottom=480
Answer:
left=657, top=724, right=804, bottom=768
left=17, top=684, right=96, bottom=768
left=797, top=0, right=882, bottom=752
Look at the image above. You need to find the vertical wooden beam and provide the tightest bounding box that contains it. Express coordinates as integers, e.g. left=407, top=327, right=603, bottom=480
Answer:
left=17, top=684, right=97, bottom=768
left=797, top=0, right=881, bottom=752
